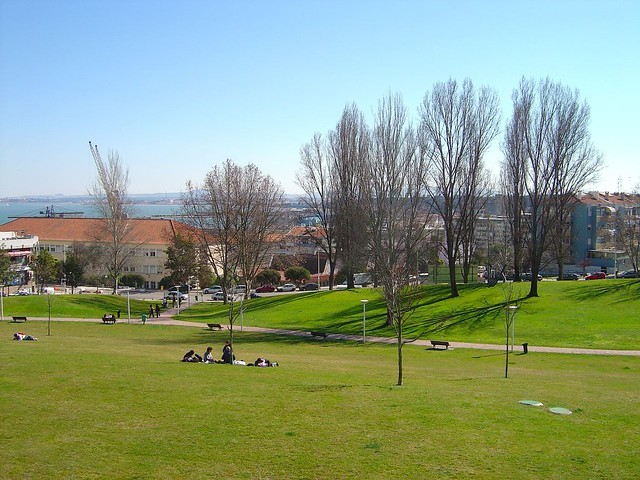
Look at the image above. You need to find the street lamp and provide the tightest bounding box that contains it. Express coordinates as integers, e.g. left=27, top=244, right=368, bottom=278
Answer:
left=316, top=249, right=321, bottom=287
left=508, top=305, right=518, bottom=352
left=361, top=299, right=368, bottom=343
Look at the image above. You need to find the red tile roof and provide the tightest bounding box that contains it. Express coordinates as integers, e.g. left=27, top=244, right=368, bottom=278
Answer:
left=0, top=217, right=191, bottom=245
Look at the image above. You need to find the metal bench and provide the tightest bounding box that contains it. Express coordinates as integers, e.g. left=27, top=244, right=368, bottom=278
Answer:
left=12, top=316, right=27, bottom=323
left=310, top=331, right=328, bottom=340
left=207, top=323, right=225, bottom=331
left=102, top=315, right=116, bottom=324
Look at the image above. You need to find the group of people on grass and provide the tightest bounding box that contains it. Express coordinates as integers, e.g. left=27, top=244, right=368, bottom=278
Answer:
left=182, top=341, right=277, bottom=367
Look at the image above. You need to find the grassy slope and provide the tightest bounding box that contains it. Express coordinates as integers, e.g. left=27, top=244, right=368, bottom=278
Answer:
left=1, top=321, right=638, bottom=479
left=177, top=280, right=640, bottom=349
left=3, top=279, right=639, bottom=349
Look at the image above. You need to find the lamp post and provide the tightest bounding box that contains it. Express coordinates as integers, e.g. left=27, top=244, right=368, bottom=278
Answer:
left=316, top=249, right=321, bottom=287
left=361, top=299, right=368, bottom=343
left=509, top=305, right=518, bottom=353
left=126, top=290, right=131, bottom=324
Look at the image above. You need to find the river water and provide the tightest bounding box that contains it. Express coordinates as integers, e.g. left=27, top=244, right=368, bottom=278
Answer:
left=0, top=201, right=181, bottom=226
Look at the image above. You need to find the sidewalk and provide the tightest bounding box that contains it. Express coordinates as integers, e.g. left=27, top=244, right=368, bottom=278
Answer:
left=12, top=315, right=640, bottom=357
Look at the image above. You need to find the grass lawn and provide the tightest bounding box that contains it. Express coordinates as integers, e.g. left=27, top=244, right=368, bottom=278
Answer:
left=3, top=279, right=640, bottom=350
left=1, top=321, right=638, bottom=479
left=177, top=280, right=640, bottom=350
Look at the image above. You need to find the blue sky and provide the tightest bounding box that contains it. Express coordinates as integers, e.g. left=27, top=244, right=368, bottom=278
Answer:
left=1, top=0, right=638, bottom=197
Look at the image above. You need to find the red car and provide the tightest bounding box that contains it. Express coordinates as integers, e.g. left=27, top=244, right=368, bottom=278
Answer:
left=585, top=272, right=606, bottom=280
left=255, top=284, right=276, bottom=293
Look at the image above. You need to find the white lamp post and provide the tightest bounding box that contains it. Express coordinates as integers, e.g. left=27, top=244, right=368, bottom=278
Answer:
left=361, top=299, right=368, bottom=343
left=509, top=305, right=518, bottom=352
left=126, top=290, right=131, bottom=324
left=316, top=249, right=321, bottom=286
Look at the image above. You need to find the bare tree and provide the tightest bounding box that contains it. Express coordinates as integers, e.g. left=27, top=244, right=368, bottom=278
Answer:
left=296, top=133, right=339, bottom=288
left=182, top=159, right=282, bottom=354
left=420, top=79, right=500, bottom=296
left=366, top=93, right=430, bottom=386
left=89, top=142, right=135, bottom=293
left=235, top=164, right=284, bottom=294
left=329, top=104, right=371, bottom=288
left=616, top=193, right=640, bottom=274
left=504, top=78, right=601, bottom=297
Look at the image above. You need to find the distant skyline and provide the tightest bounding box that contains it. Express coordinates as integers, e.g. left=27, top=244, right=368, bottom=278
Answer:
left=1, top=0, right=638, bottom=197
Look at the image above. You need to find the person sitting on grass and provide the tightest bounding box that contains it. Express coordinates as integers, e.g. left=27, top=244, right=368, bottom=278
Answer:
left=221, top=341, right=235, bottom=364
left=203, top=346, right=216, bottom=364
left=182, top=350, right=202, bottom=363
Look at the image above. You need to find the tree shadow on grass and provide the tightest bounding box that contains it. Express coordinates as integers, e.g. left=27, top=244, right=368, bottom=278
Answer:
left=561, top=279, right=640, bottom=302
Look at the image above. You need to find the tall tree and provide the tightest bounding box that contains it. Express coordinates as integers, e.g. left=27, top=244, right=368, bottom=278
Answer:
left=297, top=133, right=339, bottom=289
left=420, top=79, right=500, bottom=296
left=234, top=164, right=284, bottom=296
left=328, top=104, right=371, bottom=289
left=89, top=142, right=135, bottom=294
left=182, top=159, right=282, bottom=355
left=503, top=78, right=601, bottom=297
left=366, top=93, right=430, bottom=386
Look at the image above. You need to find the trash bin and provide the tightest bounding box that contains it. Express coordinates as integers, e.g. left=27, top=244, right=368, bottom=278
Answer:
left=522, top=342, right=528, bottom=354
left=141, top=314, right=147, bottom=324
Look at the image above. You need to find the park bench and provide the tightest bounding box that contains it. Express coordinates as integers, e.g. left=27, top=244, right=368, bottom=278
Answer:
left=12, top=316, right=27, bottom=323
left=207, top=323, right=225, bottom=331
left=102, top=315, right=117, bottom=324
left=430, top=340, right=450, bottom=350
left=310, top=331, right=328, bottom=340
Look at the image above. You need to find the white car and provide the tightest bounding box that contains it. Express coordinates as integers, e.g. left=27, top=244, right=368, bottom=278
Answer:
left=203, top=286, right=222, bottom=294
left=165, top=291, right=188, bottom=301
left=277, top=283, right=297, bottom=292
left=212, top=291, right=234, bottom=301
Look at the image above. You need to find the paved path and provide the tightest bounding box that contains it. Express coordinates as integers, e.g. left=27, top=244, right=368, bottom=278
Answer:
left=9, top=313, right=639, bottom=357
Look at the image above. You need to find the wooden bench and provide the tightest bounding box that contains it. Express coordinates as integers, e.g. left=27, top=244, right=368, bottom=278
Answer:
left=310, top=331, right=328, bottom=340
left=207, top=323, right=224, bottom=331
left=102, top=315, right=117, bottom=324
left=430, top=340, right=450, bottom=350
left=12, top=316, right=27, bottom=323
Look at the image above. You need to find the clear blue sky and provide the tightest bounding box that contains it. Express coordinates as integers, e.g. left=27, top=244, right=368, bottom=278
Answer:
left=1, top=0, right=638, bottom=197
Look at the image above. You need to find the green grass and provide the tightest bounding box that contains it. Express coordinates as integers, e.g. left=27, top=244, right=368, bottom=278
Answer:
left=1, top=293, right=160, bottom=319
left=4, top=279, right=640, bottom=349
left=1, top=321, right=638, bottom=479
left=177, top=280, right=640, bottom=350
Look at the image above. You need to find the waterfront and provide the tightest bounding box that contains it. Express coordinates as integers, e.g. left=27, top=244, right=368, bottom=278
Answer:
left=0, top=201, right=181, bottom=225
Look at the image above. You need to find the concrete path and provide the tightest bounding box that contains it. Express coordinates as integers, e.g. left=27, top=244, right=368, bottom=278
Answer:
left=10, top=313, right=639, bottom=357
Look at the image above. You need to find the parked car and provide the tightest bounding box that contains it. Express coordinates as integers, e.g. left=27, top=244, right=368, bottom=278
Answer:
left=169, top=285, right=189, bottom=293
left=212, top=291, right=233, bottom=301
left=165, top=291, right=188, bottom=301
left=302, top=282, right=319, bottom=291
left=277, top=283, right=297, bottom=292
left=231, top=285, right=247, bottom=294
left=618, top=270, right=639, bottom=278
left=522, top=272, right=543, bottom=281
left=203, top=286, right=222, bottom=294
left=255, top=284, right=276, bottom=293
left=585, top=271, right=606, bottom=280
left=559, top=273, right=580, bottom=281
